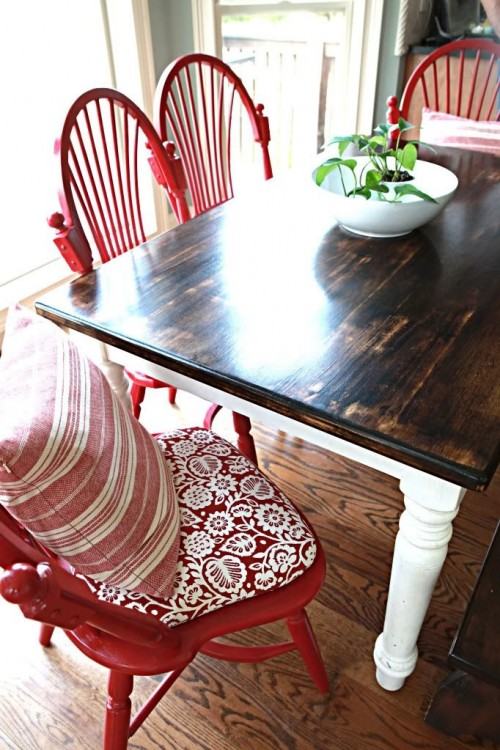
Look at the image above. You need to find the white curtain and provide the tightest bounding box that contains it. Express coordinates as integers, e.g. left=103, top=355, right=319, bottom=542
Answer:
left=395, top=0, right=434, bottom=56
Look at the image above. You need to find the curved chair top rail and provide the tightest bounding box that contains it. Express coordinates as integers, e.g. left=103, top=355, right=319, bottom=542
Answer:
left=153, top=52, right=272, bottom=219
left=154, top=52, right=265, bottom=141
left=400, top=38, right=500, bottom=122
left=56, top=87, right=174, bottom=266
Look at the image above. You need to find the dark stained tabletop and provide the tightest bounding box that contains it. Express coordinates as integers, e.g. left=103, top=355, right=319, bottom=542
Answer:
left=36, top=147, right=500, bottom=491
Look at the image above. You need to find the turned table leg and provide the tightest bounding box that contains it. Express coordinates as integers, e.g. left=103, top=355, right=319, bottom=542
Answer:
left=67, top=332, right=132, bottom=411
left=374, top=471, right=466, bottom=691
left=97, top=344, right=132, bottom=410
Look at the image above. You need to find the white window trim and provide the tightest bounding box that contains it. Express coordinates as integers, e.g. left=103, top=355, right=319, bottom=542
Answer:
left=0, top=259, right=73, bottom=313
left=192, top=0, right=384, bottom=134
left=0, top=0, right=166, bottom=317
left=105, top=0, right=169, bottom=234
left=192, top=0, right=221, bottom=55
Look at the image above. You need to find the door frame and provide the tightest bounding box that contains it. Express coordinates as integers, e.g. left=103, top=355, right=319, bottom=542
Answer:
left=191, top=0, right=384, bottom=134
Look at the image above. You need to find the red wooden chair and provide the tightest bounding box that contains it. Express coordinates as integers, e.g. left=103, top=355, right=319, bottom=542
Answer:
left=0, top=428, right=328, bottom=749
left=399, top=38, right=500, bottom=124
left=47, top=88, right=184, bottom=419
left=153, top=53, right=273, bottom=461
left=48, top=87, right=260, bottom=464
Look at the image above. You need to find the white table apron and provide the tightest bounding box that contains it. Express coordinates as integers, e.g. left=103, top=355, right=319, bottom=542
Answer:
left=78, top=334, right=466, bottom=692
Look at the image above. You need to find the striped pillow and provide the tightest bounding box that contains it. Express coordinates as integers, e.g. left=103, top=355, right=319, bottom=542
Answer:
left=420, top=107, right=500, bottom=155
left=0, top=306, right=180, bottom=598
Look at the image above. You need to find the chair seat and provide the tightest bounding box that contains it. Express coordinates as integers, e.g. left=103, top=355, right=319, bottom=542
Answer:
left=80, top=428, right=317, bottom=627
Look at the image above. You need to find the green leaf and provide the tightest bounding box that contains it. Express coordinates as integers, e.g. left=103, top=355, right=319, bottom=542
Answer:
left=315, top=158, right=356, bottom=187
left=326, top=136, right=353, bottom=157
left=349, top=187, right=371, bottom=200
left=355, top=136, right=370, bottom=150
left=315, top=160, right=341, bottom=186
left=338, top=140, right=350, bottom=156
left=397, top=117, right=414, bottom=133
left=393, top=183, right=437, bottom=203
left=365, top=169, right=382, bottom=189
left=400, top=143, right=417, bottom=170
left=374, top=123, right=390, bottom=136
left=327, top=135, right=355, bottom=145
left=406, top=139, right=437, bottom=153
left=370, top=183, right=389, bottom=193
left=368, top=135, right=386, bottom=149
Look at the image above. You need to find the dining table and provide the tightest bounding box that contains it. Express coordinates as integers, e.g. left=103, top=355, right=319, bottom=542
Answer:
left=35, top=145, right=500, bottom=692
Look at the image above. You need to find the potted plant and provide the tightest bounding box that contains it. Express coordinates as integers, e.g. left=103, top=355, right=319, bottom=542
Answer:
left=313, top=118, right=458, bottom=238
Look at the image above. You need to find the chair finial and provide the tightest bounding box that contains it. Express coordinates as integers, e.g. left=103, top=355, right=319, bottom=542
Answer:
left=47, top=212, right=67, bottom=231
left=0, top=563, right=42, bottom=603
left=386, top=96, right=400, bottom=125
left=386, top=96, right=401, bottom=148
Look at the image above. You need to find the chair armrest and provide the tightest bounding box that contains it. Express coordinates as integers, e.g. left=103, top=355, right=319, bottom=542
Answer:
left=47, top=212, right=93, bottom=274
left=0, top=562, right=176, bottom=649
left=148, top=140, right=190, bottom=223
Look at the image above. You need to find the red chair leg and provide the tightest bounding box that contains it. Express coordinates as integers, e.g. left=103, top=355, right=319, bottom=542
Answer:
left=39, top=624, right=54, bottom=647
left=287, top=609, right=329, bottom=694
left=203, top=402, right=222, bottom=429
left=167, top=386, right=177, bottom=405
left=104, top=671, right=133, bottom=750
left=129, top=384, right=146, bottom=420
left=232, top=412, right=258, bottom=465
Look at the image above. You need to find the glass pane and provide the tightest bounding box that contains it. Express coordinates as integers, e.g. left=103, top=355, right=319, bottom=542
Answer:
left=221, top=8, right=347, bottom=174
left=219, top=1, right=337, bottom=5
left=0, top=1, right=111, bottom=286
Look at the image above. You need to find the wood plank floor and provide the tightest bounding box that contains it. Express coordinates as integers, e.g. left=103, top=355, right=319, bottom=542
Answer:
left=1, top=390, right=499, bottom=750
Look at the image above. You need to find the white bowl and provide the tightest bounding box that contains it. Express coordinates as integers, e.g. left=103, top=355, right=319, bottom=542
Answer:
left=312, top=156, right=458, bottom=238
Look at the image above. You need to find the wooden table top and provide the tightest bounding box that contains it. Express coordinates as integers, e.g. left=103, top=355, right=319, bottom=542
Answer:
left=36, top=147, right=500, bottom=491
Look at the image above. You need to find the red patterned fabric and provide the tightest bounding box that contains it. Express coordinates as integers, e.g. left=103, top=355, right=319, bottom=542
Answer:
left=0, top=307, right=180, bottom=598
left=80, top=428, right=317, bottom=627
left=421, top=107, right=500, bottom=155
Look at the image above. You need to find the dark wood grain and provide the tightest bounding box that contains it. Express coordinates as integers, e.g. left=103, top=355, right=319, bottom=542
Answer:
left=426, top=671, right=500, bottom=742
left=35, top=147, right=500, bottom=489
left=450, top=522, right=500, bottom=685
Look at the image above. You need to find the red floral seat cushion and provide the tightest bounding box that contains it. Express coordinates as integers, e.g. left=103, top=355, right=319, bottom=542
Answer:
left=80, top=428, right=317, bottom=627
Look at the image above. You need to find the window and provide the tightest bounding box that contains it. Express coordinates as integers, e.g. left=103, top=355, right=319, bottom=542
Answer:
left=193, top=0, right=384, bottom=173
left=0, top=2, right=112, bottom=303
left=0, top=0, right=163, bottom=308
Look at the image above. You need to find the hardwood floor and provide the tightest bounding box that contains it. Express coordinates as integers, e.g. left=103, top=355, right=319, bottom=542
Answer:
left=1, top=390, right=499, bottom=750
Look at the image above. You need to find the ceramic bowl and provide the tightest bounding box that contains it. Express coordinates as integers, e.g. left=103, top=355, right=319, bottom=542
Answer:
left=312, top=156, right=458, bottom=238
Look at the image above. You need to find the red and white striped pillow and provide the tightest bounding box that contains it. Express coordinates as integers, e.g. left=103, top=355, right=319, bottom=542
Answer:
left=420, top=107, right=500, bottom=155
left=0, top=306, right=180, bottom=598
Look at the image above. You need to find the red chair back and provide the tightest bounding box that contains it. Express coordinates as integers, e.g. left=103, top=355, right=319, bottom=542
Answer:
left=400, top=39, right=500, bottom=126
left=52, top=88, right=175, bottom=272
left=154, top=53, right=273, bottom=223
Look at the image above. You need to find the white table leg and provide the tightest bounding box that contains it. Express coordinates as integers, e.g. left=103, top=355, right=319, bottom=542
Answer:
left=374, top=471, right=466, bottom=690
left=98, top=345, right=132, bottom=410
left=67, top=332, right=132, bottom=411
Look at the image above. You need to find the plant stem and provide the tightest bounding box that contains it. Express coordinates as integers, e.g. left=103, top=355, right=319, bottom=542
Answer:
left=339, top=166, right=348, bottom=197
left=393, top=128, right=403, bottom=181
